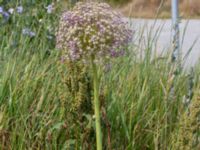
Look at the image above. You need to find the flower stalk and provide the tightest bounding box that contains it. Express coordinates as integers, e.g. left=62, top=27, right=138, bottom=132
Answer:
left=91, top=57, right=102, bottom=150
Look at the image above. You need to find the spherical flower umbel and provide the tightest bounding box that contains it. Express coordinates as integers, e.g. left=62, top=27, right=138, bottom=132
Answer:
left=56, top=2, right=133, bottom=62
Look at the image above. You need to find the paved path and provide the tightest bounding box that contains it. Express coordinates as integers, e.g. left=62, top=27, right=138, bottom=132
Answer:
left=130, top=19, right=200, bottom=68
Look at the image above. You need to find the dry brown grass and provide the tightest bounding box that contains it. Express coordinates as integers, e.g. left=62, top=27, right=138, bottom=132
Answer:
left=120, top=0, right=200, bottom=18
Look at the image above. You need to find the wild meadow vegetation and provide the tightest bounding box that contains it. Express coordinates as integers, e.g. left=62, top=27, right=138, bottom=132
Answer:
left=0, top=1, right=200, bottom=150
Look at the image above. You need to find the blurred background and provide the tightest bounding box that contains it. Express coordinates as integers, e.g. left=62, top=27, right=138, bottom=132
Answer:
left=69, top=0, right=200, bottom=18
left=117, top=0, right=200, bottom=18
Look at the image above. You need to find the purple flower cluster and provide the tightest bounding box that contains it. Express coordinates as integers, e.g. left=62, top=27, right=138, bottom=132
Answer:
left=1, top=3, right=54, bottom=39
left=46, top=4, right=54, bottom=14
left=0, top=6, right=10, bottom=21
left=56, top=2, right=133, bottom=62
left=0, top=6, right=23, bottom=15
left=22, top=28, right=36, bottom=37
left=16, top=6, right=23, bottom=14
left=0, top=5, right=24, bottom=22
left=0, top=6, right=3, bottom=13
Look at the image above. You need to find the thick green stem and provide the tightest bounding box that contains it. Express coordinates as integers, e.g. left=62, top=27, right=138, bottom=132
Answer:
left=91, top=59, right=102, bottom=150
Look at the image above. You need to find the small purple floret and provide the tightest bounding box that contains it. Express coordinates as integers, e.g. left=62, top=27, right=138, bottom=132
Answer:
left=46, top=4, right=53, bottom=14
left=2, top=12, right=10, bottom=21
left=17, top=6, right=23, bottom=13
left=22, top=28, right=36, bottom=37
left=0, top=6, right=3, bottom=13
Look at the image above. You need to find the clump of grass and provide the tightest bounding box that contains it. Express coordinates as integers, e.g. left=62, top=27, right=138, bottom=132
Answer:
left=172, top=87, right=200, bottom=150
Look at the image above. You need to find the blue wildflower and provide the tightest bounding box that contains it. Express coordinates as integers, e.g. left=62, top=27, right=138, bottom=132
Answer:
left=2, top=12, right=10, bottom=21
left=17, top=6, right=23, bottom=13
left=3, top=11, right=9, bottom=18
left=0, top=7, right=10, bottom=23
left=46, top=4, right=54, bottom=14
left=0, top=6, right=3, bottom=13
left=22, top=28, right=36, bottom=37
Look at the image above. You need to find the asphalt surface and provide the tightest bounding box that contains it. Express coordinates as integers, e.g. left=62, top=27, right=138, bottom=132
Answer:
left=130, top=19, right=200, bottom=68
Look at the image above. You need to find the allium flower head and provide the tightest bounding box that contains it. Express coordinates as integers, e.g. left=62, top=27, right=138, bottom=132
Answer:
left=56, top=2, right=133, bottom=62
